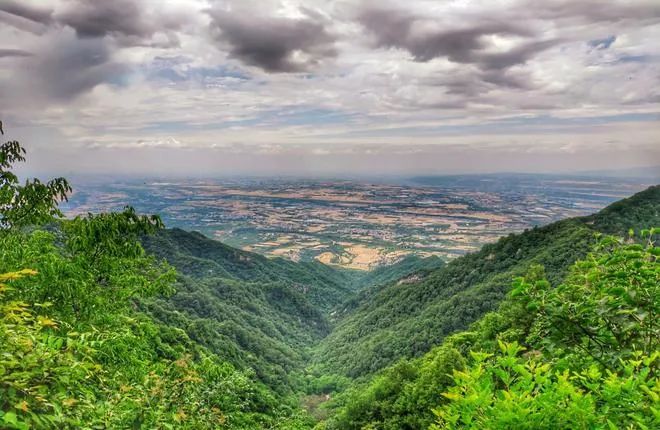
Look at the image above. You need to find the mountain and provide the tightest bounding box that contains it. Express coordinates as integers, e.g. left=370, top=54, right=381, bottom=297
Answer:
left=142, top=228, right=357, bottom=312
left=581, top=183, right=660, bottom=233
left=333, top=255, right=445, bottom=321
left=319, top=224, right=659, bottom=430
left=139, top=229, right=446, bottom=396
left=310, top=185, right=660, bottom=378
left=350, top=255, right=445, bottom=292
left=139, top=228, right=353, bottom=395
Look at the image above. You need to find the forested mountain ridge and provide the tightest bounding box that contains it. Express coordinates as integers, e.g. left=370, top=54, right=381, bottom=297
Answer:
left=581, top=183, right=660, bottom=233
left=311, top=185, right=660, bottom=378
left=138, top=228, right=444, bottom=395
left=350, top=255, right=445, bottom=291
left=331, top=255, right=445, bottom=321
left=0, top=134, right=316, bottom=428
left=142, top=228, right=358, bottom=312
left=318, top=228, right=659, bottom=429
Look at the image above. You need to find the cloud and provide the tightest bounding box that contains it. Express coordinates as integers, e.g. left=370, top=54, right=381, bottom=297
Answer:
left=17, top=32, right=127, bottom=102
left=0, top=48, right=32, bottom=58
left=208, top=5, right=336, bottom=72
left=529, top=0, right=660, bottom=23
left=588, top=35, right=616, bottom=50
left=358, top=5, right=557, bottom=72
left=52, top=0, right=191, bottom=48
left=56, top=0, right=154, bottom=38
left=1, top=0, right=659, bottom=176
left=0, top=0, right=53, bottom=24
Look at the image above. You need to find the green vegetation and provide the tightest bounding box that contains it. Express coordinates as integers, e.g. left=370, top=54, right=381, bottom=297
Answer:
left=350, top=255, right=445, bottom=295
left=142, top=228, right=357, bottom=312
left=311, top=187, right=660, bottom=379
left=311, top=220, right=597, bottom=378
left=319, top=231, right=659, bottom=429
left=140, top=228, right=361, bottom=396
left=0, top=128, right=311, bottom=429
left=2, top=123, right=658, bottom=429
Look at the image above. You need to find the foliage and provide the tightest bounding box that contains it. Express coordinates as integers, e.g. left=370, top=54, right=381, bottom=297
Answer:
left=350, top=255, right=445, bottom=293
left=1, top=132, right=71, bottom=229
left=513, top=229, right=659, bottom=369
left=139, top=229, right=448, bottom=397
left=0, top=131, right=313, bottom=429
left=312, top=186, right=660, bottom=379
left=312, top=220, right=597, bottom=378
left=334, top=255, right=445, bottom=320
left=0, top=265, right=296, bottom=429
left=141, top=228, right=355, bottom=396
left=433, top=232, right=659, bottom=429
left=142, top=228, right=358, bottom=312
left=433, top=345, right=659, bottom=430
left=320, top=229, right=660, bottom=429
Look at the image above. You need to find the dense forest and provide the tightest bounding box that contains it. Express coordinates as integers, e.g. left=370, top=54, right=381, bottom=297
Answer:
left=1, top=128, right=658, bottom=429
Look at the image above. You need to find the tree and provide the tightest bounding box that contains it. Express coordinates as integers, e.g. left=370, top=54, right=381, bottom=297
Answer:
left=432, top=233, right=660, bottom=429
left=0, top=122, right=71, bottom=229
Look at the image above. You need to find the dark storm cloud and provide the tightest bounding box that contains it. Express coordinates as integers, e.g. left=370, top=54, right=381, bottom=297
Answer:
left=0, top=0, right=186, bottom=46
left=208, top=7, right=336, bottom=73
left=358, top=6, right=556, bottom=71
left=477, top=39, right=559, bottom=71
left=22, top=34, right=127, bottom=101
left=0, top=0, right=186, bottom=107
left=56, top=0, right=155, bottom=38
left=421, top=68, right=533, bottom=102
left=0, top=0, right=53, bottom=24
left=479, top=70, right=532, bottom=90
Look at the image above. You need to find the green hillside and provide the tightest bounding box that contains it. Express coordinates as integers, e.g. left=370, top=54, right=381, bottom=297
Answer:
left=318, top=229, right=659, bottom=429
left=311, top=185, right=660, bottom=378
left=142, top=228, right=357, bottom=312
left=0, top=136, right=317, bottom=428
left=350, top=255, right=445, bottom=292
left=582, top=184, right=660, bottom=233
left=138, top=229, right=444, bottom=396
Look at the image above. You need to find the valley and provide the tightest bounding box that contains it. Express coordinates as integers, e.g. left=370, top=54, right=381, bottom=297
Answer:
left=3, top=147, right=659, bottom=428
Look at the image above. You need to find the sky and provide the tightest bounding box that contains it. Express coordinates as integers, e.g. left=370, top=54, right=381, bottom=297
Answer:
left=1, top=0, right=659, bottom=178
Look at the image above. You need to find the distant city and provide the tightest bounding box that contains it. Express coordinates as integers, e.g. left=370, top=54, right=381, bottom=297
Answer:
left=62, top=174, right=654, bottom=270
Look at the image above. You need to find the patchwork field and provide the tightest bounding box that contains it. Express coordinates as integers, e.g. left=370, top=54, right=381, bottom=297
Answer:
left=62, top=174, right=653, bottom=269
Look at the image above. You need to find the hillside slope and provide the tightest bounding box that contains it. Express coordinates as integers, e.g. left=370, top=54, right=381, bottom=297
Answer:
left=140, top=229, right=447, bottom=395
left=311, top=185, right=660, bottom=377
left=320, top=229, right=659, bottom=430
left=143, top=228, right=357, bottom=312
left=141, top=229, right=355, bottom=395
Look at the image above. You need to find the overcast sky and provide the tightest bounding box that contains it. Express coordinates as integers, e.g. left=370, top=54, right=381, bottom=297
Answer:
left=1, top=0, right=659, bottom=178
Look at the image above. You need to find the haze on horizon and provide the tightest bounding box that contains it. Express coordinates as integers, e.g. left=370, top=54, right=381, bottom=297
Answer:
left=1, top=0, right=659, bottom=178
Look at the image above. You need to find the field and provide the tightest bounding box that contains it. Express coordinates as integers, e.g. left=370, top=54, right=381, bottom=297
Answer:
left=62, top=174, right=653, bottom=270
